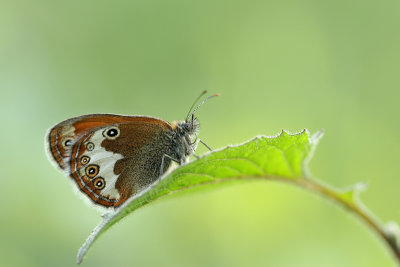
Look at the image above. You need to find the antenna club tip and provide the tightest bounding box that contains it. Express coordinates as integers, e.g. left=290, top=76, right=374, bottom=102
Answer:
left=213, top=93, right=221, bottom=97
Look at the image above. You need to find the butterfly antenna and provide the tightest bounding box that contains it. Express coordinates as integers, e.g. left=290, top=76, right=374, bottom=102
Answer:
left=186, top=90, right=208, bottom=121
left=188, top=93, right=220, bottom=119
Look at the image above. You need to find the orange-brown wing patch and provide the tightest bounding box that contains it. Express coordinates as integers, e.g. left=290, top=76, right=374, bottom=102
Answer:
left=71, top=114, right=173, bottom=137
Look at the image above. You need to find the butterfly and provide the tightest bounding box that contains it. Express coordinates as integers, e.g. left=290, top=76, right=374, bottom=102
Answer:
left=46, top=91, right=218, bottom=208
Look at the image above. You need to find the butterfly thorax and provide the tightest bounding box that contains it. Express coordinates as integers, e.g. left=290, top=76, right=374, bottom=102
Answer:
left=168, top=119, right=199, bottom=163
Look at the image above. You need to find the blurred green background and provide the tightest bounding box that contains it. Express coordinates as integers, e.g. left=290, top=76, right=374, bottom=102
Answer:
left=1, top=0, right=400, bottom=266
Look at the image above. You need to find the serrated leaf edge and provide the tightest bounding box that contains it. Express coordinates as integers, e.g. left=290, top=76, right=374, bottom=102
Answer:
left=77, top=129, right=313, bottom=263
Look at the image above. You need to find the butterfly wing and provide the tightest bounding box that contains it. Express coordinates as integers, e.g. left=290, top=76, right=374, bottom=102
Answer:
left=46, top=114, right=175, bottom=207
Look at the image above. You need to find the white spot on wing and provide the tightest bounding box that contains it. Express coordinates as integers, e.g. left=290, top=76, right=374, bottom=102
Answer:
left=83, top=130, right=123, bottom=200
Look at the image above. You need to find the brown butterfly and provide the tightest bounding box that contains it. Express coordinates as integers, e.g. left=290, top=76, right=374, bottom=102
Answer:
left=46, top=91, right=218, bottom=208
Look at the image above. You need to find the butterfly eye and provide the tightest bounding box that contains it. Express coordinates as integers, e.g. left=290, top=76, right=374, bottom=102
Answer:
left=93, top=177, right=105, bottom=190
left=103, top=127, right=120, bottom=140
left=80, top=156, right=90, bottom=165
left=85, top=164, right=99, bottom=178
left=85, top=142, right=95, bottom=151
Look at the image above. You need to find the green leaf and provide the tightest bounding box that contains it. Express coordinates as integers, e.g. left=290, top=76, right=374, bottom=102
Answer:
left=77, top=129, right=316, bottom=262
left=77, top=129, right=400, bottom=265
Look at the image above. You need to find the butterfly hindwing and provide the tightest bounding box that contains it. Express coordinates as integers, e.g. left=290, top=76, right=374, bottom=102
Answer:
left=47, top=114, right=176, bottom=207
left=69, top=128, right=125, bottom=206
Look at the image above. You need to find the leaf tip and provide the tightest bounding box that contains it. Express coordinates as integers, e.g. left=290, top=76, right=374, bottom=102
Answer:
left=310, top=129, right=324, bottom=144
left=384, top=221, right=400, bottom=252
left=77, top=239, right=91, bottom=264
left=76, top=249, right=84, bottom=265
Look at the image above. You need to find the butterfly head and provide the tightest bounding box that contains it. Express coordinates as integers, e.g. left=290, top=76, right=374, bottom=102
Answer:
left=175, top=114, right=200, bottom=138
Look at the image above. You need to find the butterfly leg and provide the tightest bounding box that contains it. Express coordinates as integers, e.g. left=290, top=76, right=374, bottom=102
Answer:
left=199, top=139, right=213, bottom=151
left=160, top=154, right=180, bottom=177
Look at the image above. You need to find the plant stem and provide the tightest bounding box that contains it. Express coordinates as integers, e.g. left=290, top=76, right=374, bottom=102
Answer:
left=292, top=178, right=400, bottom=264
